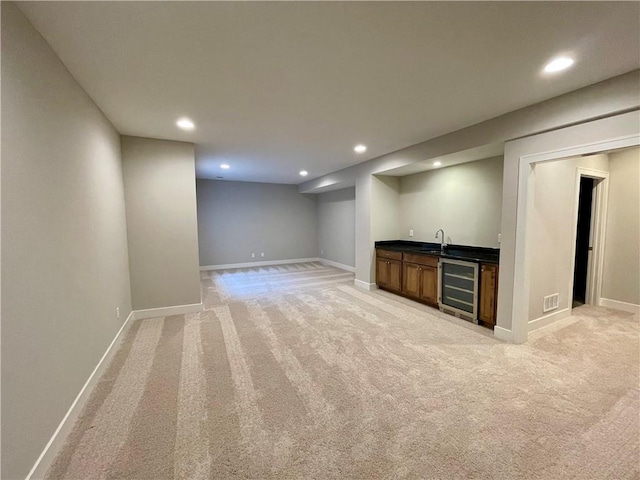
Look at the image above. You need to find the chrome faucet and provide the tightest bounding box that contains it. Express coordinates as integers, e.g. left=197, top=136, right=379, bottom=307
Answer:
left=435, top=229, right=447, bottom=253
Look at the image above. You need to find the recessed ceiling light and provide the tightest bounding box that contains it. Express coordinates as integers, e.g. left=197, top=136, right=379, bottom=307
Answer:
left=433, top=161, right=442, bottom=167
left=300, top=170, right=308, bottom=177
left=220, top=164, right=230, bottom=169
left=176, top=117, right=195, bottom=130
left=543, top=57, right=574, bottom=73
left=354, top=144, right=367, bottom=154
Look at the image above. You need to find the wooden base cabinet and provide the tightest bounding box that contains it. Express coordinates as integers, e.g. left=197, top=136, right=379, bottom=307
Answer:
left=377, top=247, right=499, bottom=329
left=403, top=253, right=439, bottom=306
left=376, top=253, right=402, bottom=292
left=479, top=263, right=499, bottom=326
left=403, top=263, right=438, bottom=306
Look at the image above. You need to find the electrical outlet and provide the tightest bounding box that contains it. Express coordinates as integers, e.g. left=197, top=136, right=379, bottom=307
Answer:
left=116, top=307, right=120, bottom=320
left=321, top=250, right=324, bottom=255
left=409, top=229, right=414, bottom=237
left=261, top=252, right=264, bottom=257
left=251, top=253, right=255, bottom=258
left=498, top=233, right=502, bottom=243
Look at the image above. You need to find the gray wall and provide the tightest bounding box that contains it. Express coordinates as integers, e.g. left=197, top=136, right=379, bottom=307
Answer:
left=602, top=147, right=640, bottom=305
left=1, top=4, right=132, bottom=478
left=317, top=188, right=356, bottom=267
left=197, top=179, right=319, bottom=266
left=399, top=156, right=503, bottom=247
left=529, top=154, right=609, bottom=321
left=122, top=136, right=201, bottom=310
left=371, top=175, right=401, bottom=244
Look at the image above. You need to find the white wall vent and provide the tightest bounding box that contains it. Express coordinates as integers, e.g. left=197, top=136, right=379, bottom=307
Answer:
left=543, top=293, right=559, bottom=313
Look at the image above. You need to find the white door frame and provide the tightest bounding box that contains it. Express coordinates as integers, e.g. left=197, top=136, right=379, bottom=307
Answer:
left=510, top=131, right=639, bottom=343
left=568, top=168, right=609, bottom=309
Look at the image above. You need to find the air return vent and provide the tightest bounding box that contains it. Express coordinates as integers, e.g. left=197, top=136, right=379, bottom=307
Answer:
left=543, top=293, right=559, bottom=313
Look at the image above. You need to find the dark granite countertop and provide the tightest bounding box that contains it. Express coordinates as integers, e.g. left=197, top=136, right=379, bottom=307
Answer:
left=375, top=240, right=500, bottom=265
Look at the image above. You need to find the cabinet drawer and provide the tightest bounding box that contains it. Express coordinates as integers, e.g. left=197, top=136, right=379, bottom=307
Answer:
left=403, top=253, right=438, bottom=267
left=376, top=249, right=402, bottom=261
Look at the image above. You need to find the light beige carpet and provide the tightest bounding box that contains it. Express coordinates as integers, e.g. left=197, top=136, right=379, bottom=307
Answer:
left=46, top=262, right=639, bottom=479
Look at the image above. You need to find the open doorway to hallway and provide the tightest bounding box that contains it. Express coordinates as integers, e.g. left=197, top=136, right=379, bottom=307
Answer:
left=569, top=168, right=608, bottom=310
left=572, top=176, right=594, bottom=307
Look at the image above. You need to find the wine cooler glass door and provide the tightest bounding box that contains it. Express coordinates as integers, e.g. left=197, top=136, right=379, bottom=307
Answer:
left=439, top=259, right=478, bottom=321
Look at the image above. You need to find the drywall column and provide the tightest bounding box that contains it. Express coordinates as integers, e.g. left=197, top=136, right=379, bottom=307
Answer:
left=354, top=172, right=374, bottom=286
left=354, top=174, right=403, bottom=287
left=121, top=136, right=201, bottom=310
left=1, top=4, right=132, bottom=478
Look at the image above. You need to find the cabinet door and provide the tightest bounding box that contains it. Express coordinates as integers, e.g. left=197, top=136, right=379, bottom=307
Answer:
left=419, top=266, right=438, bottom=305
left=402, top=263, right=421, bottom=298
left=479, top=263, right=498, bottom=324
left=387, top=259, right=402, bottom=292
left=376, top=257, right=389, bottom=287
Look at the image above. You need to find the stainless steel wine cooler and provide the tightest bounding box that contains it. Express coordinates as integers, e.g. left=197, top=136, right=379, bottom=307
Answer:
left=438, top=258, right=479, bottom=323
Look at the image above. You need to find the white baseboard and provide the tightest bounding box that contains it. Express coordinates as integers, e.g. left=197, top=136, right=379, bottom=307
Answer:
left=133, top=302, right=203, bottom=320
left=26, top=310, right=136, bottom=480
left=25, top=299, right=208, bottom=479
left=528, top=307, right=571, bottom=332
left=493, top=325, right=514, bottom=342
left=599, top=298, right=640, bottom=314
left=354, top=279, right=378, bottom=291
left=200, top=257, right=321, bottom=271
left=319, top=258, right=355, bottom=272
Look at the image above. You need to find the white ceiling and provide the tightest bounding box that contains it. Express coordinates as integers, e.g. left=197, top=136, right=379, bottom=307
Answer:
left=17, top=1, right=640, bottom=184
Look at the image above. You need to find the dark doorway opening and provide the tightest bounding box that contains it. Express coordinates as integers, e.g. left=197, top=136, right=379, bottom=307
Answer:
left=573, top=176, right=595, bottom=308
